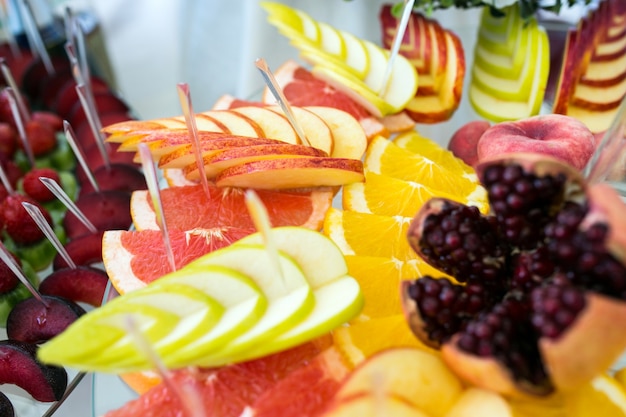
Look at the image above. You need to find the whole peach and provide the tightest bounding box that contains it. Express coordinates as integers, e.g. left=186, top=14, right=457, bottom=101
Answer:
left=448, top=120, right=491, bottom=167
left=477, top=114, right=596, bottom=170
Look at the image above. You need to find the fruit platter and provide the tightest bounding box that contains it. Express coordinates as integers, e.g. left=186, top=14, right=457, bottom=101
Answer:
left=1, top=0, right=626, bottom=415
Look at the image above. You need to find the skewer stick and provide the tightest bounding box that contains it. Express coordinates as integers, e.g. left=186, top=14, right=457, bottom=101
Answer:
left=76, top=83, right=110, bottom=169
left=63, top=121, right=100, bottom=193
left=0, top=163, right=14, bottom=195
left=125, top=316, right=206, bottom=417
left=0, top=59, right=30, bottom=122
left=138, top=143, right=176, bottom=273
left=255, top=58, right=311, bottom=147
left=39, top=176, right=98, bottom=235
left=22, top=201, right=77, bottom=269
left=19, top=0, right=54, bottom=75
left=378, top=0, right=415, bottom=96
left=4, top=87, right=34, bottom=167
left=0, top=240, right=48, bottom=306
left=244, top=190, right=286, bottom=288
left=176, top=83, right=210, bottom=198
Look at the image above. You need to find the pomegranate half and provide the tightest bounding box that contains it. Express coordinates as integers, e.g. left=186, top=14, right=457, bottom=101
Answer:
left=402, top=153, right=626, bottom=397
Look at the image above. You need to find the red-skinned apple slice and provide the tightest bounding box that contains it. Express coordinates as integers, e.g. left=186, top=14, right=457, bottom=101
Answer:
left=158, top=136, right=281, bottom=169
left=182, top=143, right=329, bottom=181
left=266, top=105, right=334, bottom=155
left=230, top=106, right=299, bottom=144
left=215, top=157, right=364, bottom=189
left=404, top=31, right=465, bottom=124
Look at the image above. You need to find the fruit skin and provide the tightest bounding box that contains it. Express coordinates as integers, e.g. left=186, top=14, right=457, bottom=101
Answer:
left=476, top=114, right=597, bottom=170
left=448, top=120, right=490, bottom=167
left=39, top=266, right=109, bottom=307
left=0, top=391, right=14, bottom=417
left=21, top=167, right=61, bottom=202
left=402, top=153, right=626, bottom=397
left=6, top=295, right=86, bottom=344
left=0, top=340, right=67, bottom=402
left=24, top=120, right=57, bottom=157
left=0, top=194, right=52, bottom=245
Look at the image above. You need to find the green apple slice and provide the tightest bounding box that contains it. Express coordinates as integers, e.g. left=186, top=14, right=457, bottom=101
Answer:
left=235, top=275, right=363, bottom=360
left=471, top=20, right=539, bottom=101
left=469, top=24, right=549, bottom=121
left=38, top=283, right=225, bottom=372
left=477, top=4, right=521, bottom=56
left=473, top=12, right=528, bottom=80
left=362, top=40, right=389, bottom=93
left=230, top=227, right=363, bottom=359
left=318, top=21, right=346, bottom=58
left=181, top=244, right=315, bottom=366
left=310, top=59, right=394, bottom=117
left=234, top=226, right=349, bottom=284
left=339, top=29, right=369, bottom=78
left=294, top=37, right=365, bottom=79
left=262, top=2, right=320, bottom=44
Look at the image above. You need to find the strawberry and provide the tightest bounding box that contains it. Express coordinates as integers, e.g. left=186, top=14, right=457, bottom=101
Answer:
left=22, top=168, right=60, bottom=203
left=0, top=194, right=51, bottom=245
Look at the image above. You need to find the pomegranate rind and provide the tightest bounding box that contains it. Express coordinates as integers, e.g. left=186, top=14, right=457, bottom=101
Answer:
left=441, top=336, right=553, bottom=398
left=399, top=281, right=441, bottom=349
left=540, top=292, right=626, bottom=392
left=586, top=183, right=626, bottom=263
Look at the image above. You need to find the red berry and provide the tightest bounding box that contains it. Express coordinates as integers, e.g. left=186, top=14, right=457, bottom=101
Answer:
left=0, top=194, right=51, bottom=244
left=0, top=252, right=20, bottom=294
left=24, top=120, right=57, bottom=157
left=31, top=111, right=63, bottom=132
left=22, top=168, right=60, bottom=203
left=0, top=123, right=18, bottom=158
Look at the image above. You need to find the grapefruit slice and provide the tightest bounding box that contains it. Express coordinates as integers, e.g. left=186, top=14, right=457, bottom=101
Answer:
left=103, top=227, right=253, bottom=294
left=129, top=183, right=334, bottom=232
left=101, top=338, right=334, bottom=417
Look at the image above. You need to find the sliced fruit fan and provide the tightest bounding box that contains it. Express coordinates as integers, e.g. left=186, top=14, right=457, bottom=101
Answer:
left=1, top=0, right=626, bottom=416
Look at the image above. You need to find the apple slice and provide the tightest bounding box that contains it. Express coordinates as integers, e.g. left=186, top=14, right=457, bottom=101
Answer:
left=229, top=226, right=362, bottom=360
left=231, top=106, right=299, bottom=144
left=38, top=275, right=228, bottom=371
left=338, top=29, right=369, bottom=78
left=263, top=1, right=320, bottom=44
left=157, top=136, right=281, bottom=169
left=181, top=142, right=329, bottom=181
left=321, top=394, right=431, bottom=417
left=182, top=244, right=314, bottom=365
left=318, top=22, right=346, bottom=58
left=215, top=156, right=364, bottom=189
left=266, top=105, right=334, bottom=155
left=332, top=348, right=463, bottom=417
left=199, top=110, right=265, bottom=137
left=469, top=10, right=549, bottom=121
left=304, top=106, right=367, bottom=160
left=471, top=20, right=540, bottom=102
left=404, top=31, right=465, bottom=124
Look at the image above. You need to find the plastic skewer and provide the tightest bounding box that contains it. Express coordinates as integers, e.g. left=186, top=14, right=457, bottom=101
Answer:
left=0, top=162, right=14, bottom=194
left=41, top=372, right=86, bottom=417
left=255, top=58, right=311, bottom=147
left=244, top=190, right=286, bottom=288
left=0, top=240, right=48, bottom=307
left=0, top=1, right=21, bottom=58
left=378, top=0, right=415, bottom=96
left=19, top=0, right=55, bottom=75
left=4, top=87, right=35, bottom=167
left=63, top=121, right=100, bottom=192
left=125, top=316, right=206, bottom=417
left=39, top=176, right=98, bottom=234
left=0, top=59, right=30, bottom=122
left=22, top=201, right=77, bottom=269
left=138, top=143, right=176, bottom=273
left=75, top=83, right=110, bottom=169
left=176, top=83, right=211, bottom=198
